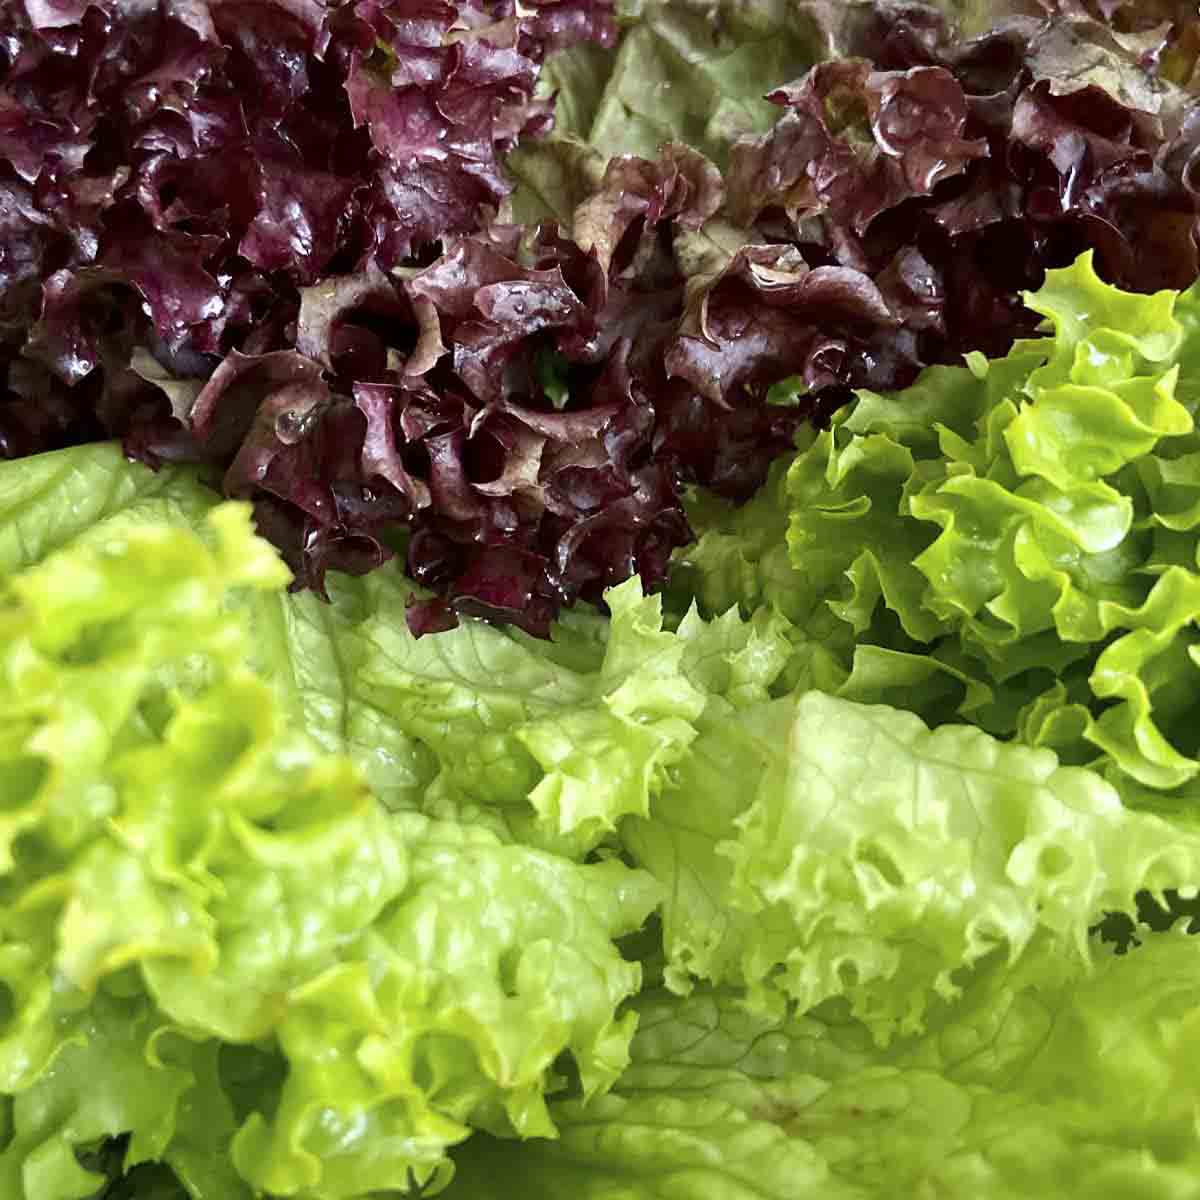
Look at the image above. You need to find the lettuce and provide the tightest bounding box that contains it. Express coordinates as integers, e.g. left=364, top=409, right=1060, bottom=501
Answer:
left=10, top=0, right=1200, bottom=636
left=681, top=253, right=1200, bottom=799
left=624, top=689, right=1200, bottom=1040
left=4, top=432, right=1200, bottom=1195
left=507, top=0, right=827, bottom=223
left=0, top=443, right=434, bottom=811
left=0, top=446, right=765, bottom=859
left=5, top=0, right=1200, bottom=1193
left=9, top=364, right=1200, bottom=1192
left=0, top=469, right=660, bottom=1198
left=444, top=926, right=1200, bottom=1199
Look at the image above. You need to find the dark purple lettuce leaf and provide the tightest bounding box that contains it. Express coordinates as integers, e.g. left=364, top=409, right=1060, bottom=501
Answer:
left=0, top=0, right=637, bottom=631
left=393, top=242, right=690, bottom=634
left=728, top=60, right=988, bottom=234
left=518, top=0, right=616, bottom=53
left=23, top=265, right=143, bottom=385
left=237, top=136, right=359, bottom=283
left=573, top=143, right=725, bottom=278
left=163, top=217, right=693, bottom=634
left=0, top=0, right=612, bottom=445
left=666, top=250, right=902, bottom=404
left=5, top=0, right=1200, bottom=635
left=0, top=171, right=55, bottom=337
left=342, top=0, right=556, bottom=266
left=648, top=1, right=1200, bottom=504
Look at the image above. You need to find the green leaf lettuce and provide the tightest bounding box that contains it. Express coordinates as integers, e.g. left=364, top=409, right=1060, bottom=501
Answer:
left=0, top=479, right=661, bottom=1197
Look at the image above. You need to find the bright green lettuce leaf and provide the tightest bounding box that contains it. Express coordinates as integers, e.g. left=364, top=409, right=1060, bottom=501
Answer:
left=624, top=690, right=1200, bottom=1042
left=0, top=447, right=789, bottom=862
left=0, top=446, right=701, bottom=856
left=0, top=483, right=662, bottom=1198
left=316, top=573, right=801, bottom=856
left=672, top=460, right=800, bottom=622
left=352, top=576, right=807, bottom=857
left=229, top=813, right=660, bottom=1198
left=0, top=444, right=434, bottom=810
left=679, top=253, right=1200, bottom=794
left=0, top=993, right=211, bottom=1200
left=444, top=924, right=1200, bottom=1199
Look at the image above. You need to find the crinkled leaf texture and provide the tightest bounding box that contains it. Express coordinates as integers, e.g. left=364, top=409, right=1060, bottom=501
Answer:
left=443, top=925, right=1200, bottom=1199
left=0, top=0, right=662, bottom=637
left=623, top=688, right=1200, bottom=1042
left=0, top=448, right=660, bottom=1198
left=0, top=444, right=780, bottom=860
left=680, top=252, right=1200, bottom=799
left=9, top=0, right=1200, bottom=635
left=505, top=0, right=1200, bottom=523
left=6, top=438, right=1200, bottom=1196
left=0, top=441, right=434, bottom=810
left=507, top=0, right=827, bottom=217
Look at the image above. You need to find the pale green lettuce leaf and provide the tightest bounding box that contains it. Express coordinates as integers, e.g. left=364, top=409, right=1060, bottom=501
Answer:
left=586, top=0, right=823, bottom=165
left=230, top=814, right=660, bottom=1198
left=440, top=1090, right=846, bottom=1200
left=508, top=0, right=825, bottom=224
left=621, top=696, right=790, bottom=997
left=0, top=443, right=215, bottom=575
left=348, top=577, right=706, bottom=855
left=625, top=690, right=1200, bottom=1042
left=444, top=925, right=1200, bottom=1199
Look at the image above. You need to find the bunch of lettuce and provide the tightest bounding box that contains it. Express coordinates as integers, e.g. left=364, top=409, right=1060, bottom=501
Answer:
left=6, top=245, right=1200, bottom=1195
left=9, top=0, right=1200, bottom=634
left=3, top=0, right=680, bottom=632
left=680, top=251, right=1200, bottom=805
left=5, top=2, right=1200, bottom=1197
left=0, top=469, right=662, bottom=1199
left=519, top=0, right=1200, bottom=501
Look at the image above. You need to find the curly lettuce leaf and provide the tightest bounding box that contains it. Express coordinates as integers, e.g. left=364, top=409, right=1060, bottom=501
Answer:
left=624, top=690, right=1200, bottom=1041
left=0, top=448, right=706, bottom=856
left=0, top=444, right=433, bottom=811
left=228, top=814, right=660, bottom=1198
left=679, top=254, right=1200, bottom=795
left=351, top=578, right=707, bottom=855
left=0, top=994, right=214, bottom=1200
left=0, top=468, right=661, bottom=1197
left=0, top=445, right=791, bottom=866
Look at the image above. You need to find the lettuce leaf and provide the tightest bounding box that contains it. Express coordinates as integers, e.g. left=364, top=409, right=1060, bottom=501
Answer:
left=0, top=443, right=435, bottom=811
left=624, top=688, right=1200, bottom=1041
left=680, top=253, right=1200, bottom=798
left=0, top=446, right=768, bottom=859
left=444, top=924, right=1200, bottom=1199
left=0, top=469, right=661, bottom=1197
left=5, top=429, right=1200, bottom=1196
left=507, top=0, right=827, bottom=223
